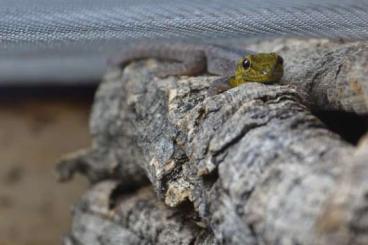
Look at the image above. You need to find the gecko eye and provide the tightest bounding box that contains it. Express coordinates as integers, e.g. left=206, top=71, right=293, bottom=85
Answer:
left=277, top=56, right=284, bottom=65
left=242, top=58, right=251, bottom=69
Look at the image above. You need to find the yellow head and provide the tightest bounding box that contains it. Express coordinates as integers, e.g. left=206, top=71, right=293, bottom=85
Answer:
left=229, top=53, right=284, bottom=87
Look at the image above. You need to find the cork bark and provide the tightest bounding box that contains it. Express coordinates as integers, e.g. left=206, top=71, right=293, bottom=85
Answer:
left=58, top=39, right=368, bottom=245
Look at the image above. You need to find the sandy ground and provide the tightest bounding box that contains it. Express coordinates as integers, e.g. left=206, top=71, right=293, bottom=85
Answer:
left=0, top=97, right=92, bottom=245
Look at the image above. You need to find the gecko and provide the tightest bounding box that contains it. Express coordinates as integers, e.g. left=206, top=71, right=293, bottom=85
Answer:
left=109, top=42, right=284, bottom=95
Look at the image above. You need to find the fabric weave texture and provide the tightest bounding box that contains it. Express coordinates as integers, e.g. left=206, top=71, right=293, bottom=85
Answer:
left=1, top=0, right=368, bottom=84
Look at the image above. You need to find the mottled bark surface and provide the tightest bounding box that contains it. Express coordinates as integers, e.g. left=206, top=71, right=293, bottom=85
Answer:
left=64, top=181, right=214, bottom=245
left=248, top=39, right=368, bottom=114
left=59, top=39, right=368, bottom=244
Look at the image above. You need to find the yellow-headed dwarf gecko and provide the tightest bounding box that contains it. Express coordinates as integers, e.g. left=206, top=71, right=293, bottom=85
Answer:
left=109, top=42, right=284, bottom=95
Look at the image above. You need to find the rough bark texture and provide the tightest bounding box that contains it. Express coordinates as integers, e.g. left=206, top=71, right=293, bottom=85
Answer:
left=63, top=182, right=214, bottom=245
left=59, top=39, right=368, bottom=244
left=248, top=39, right=368, bottom=114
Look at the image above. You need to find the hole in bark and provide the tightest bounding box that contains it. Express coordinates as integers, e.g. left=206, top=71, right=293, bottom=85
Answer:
left=202, top=168, right=219, bottom=187
left=177, top=199, right=196, bottom=213
left=108, top=182, right=144, bottom=210
left=313, top=110, right=368, bottom=145
left=189, top=239, right=196, bottom=245
left=174, top=199, right=204, bottom=227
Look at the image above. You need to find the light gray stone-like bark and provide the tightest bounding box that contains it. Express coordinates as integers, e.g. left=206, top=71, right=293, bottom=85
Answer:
left=248, top=39, right=368, bottom=114
left=59, top=40, right=368, bottom=244
left=65, top=181, right=214, bottom=245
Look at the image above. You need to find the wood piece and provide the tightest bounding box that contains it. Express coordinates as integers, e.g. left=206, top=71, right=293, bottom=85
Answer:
left=60, top=40, right=368, bottom=244
left=65, top=181, right=215, bottom=245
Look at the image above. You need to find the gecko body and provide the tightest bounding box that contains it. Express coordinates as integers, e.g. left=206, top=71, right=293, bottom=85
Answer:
left=110, top=42, right=284, bottom=94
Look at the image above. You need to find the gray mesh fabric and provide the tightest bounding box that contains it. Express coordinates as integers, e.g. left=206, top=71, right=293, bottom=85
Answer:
left=1, top=0, right=368, bottom=84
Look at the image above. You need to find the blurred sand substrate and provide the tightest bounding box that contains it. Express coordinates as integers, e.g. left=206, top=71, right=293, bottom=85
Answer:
left=0, top=97, right=92, bottom=245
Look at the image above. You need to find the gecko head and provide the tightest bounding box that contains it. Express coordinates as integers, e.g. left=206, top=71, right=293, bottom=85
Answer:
left=231, top=53, right=284, bottom=87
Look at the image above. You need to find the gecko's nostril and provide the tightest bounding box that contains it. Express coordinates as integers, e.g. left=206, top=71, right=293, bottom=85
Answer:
left=277, top=56, right=284, bottom=65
